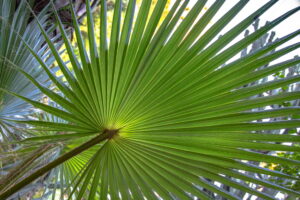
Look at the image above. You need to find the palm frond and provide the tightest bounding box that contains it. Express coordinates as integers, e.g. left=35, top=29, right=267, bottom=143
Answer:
left=1, top=0, right=300, bottom=199
left=0, top=0, right=56, bottom=141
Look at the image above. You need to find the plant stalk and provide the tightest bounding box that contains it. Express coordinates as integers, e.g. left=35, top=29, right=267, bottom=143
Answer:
left=0, top=131, right=110, bottom=199
left=0, top=144, right=54, bottom=191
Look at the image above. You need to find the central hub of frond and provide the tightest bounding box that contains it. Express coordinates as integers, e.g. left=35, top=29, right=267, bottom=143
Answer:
left=103, top=128, right=119, bottom=140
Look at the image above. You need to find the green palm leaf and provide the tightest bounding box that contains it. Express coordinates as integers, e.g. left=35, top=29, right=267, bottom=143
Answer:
left=1, top=0, right=300, bottom=199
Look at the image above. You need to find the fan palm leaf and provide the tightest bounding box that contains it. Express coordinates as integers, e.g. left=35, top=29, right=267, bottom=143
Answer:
left=1, top=0, right=300, bottom=199
left=0, top=0, right=56, bottom=141
left=0, top=1, right=65, bottom=197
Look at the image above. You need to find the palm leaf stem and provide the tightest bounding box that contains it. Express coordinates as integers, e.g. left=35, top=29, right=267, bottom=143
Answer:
left=0, top=143, right=54, bottom=191
left=0, top=129, right=116, bottom=199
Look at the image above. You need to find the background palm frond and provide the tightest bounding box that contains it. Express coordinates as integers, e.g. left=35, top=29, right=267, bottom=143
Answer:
left=0, top=0, right=55, bottom=141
